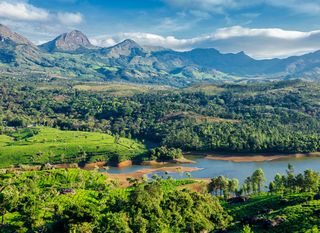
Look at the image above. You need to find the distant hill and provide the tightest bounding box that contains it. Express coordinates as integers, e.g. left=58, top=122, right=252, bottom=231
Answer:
left=39, top=30, right=98, bottom=53
left=0, top=24, right=52, bottom=69
left=1, top=24, right=320, bottom=86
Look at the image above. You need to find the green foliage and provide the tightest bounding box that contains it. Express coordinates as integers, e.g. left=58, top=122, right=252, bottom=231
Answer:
left=1, top=79, right=319, bottom=156
left=208, top=176, right=239, bottom=198
left=148, top=146, right=183, bottom=161
left=0, top=169, right=231, bottom=233
left=225, top=192, right=317, bottom=232
left=0, top=127, right=146, bottom=168
left=269, top=165, right=320, bottom=193
left=242, top=225, right=254, bottom=233
left=209, top=169, right=264, bottom=198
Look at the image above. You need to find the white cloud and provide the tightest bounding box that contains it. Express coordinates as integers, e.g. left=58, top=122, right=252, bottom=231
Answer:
left=266, top=0, right=320, bottom=15
left=91, top=32, right=197, bottom=50
left=163, top=0, right=240, bottom=13
left=0, top=1, right=83, bottom=25
left=57, top=12, right=83, bottom=25
left=91, top=26, right=320, bottom=59
left=0, top=1, right=85, bottom=43
left=0, top=1, right=49, bottom=21
left=163, top=0, right=320, bottom=15
left=212, top=26, right=320, bottom=40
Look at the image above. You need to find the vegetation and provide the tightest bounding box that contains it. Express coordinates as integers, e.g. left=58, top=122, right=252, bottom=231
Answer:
left=0, top=127, right=146, bottom=168
left=0, top=169, right=231, bottom=233
left=2, top=165, right=320, bottom=232
left=148, top=146, right=183, bottom=161
left=206, top=165, right=320, bottom=232
left=2, top=24, right=320, bottom=233
left=1, top=79, right=320, bottom=162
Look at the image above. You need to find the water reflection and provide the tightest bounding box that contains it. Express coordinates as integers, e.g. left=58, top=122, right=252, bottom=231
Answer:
left=104, top=155, right=320, bottom=183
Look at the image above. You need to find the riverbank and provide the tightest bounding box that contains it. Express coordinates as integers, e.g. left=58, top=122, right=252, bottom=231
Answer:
left=106, top=166, right=203, bottom=187
left=0, top=156, right=196, bottom=172
left=187, top=152, right=320, bottom=162
left=140, top=157, right=196, bottom=166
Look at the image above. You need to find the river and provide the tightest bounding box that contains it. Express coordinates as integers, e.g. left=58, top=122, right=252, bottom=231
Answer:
left=104, top=155, right=320, bottom=183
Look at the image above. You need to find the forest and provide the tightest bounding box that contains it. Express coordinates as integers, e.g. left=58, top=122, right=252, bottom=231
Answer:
left=0, top=79, right=320, bottom=232
left=1, top=79, right=319, bottom=156
left=2, top=165, right=320, bottom=232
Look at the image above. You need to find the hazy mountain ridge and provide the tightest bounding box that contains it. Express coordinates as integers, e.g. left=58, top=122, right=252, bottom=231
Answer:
left=1, top=25, right=320, bottom=86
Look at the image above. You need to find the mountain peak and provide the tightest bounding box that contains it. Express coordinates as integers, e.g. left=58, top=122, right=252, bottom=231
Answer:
left=0, top=24, right=32, bottom=45
left=39, top=29, right=97, bottom=53
left=116, top=39, right=141, bottom=48
left=101, top=38, right=145, bottom=58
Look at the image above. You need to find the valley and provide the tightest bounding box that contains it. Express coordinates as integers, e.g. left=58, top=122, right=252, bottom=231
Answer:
left=1, top=16, right=320, bottom=233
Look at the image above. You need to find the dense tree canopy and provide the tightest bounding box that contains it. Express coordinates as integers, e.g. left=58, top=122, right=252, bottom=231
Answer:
left=1, top=79, right=319, bottom=154
left=0, top=169, right=231, bottom=233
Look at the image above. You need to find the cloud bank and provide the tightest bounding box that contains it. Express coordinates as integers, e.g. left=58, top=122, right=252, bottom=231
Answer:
left=163, top=0, right=320, bottom=15
left=0, top=0, right=84, bottom=43
left=0, top=1, right=49, bottom=21
left=0, top=1, right=82, bottom=25
left=57, top=12, right=83, bottom=25
left=91, top=26, right=320, bottom=59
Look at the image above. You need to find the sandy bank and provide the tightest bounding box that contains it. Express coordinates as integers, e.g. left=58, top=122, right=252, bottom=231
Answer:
left=106, top=166, right=202, bottom=187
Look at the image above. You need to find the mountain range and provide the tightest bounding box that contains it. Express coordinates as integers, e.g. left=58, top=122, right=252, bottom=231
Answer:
left=1, top=24, right=320, bottom=87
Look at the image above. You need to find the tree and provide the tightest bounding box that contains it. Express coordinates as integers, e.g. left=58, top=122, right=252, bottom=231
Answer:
left=216, top=176, right=228, bottom=197
left=241, top=225, right=254, bottom=233
left=269, top=181, right=275, bottom=194
left=208, top=176, right=230, bottom=197
left=306, top=225, right=319, bottom=233
left=274, top=173, right=285, bottom=193
left=304, top=169, right=319, bottom=192
left=251, top=169, right=265, bottom=193
left=228, top=178, right=239, bottom=197
left=243, top=177, right=252, bottom=195
left=286, top=164, right=296, bottom=192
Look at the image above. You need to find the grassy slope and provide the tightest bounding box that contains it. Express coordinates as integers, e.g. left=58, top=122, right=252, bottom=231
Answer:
left=0, top=127, right=147, bottom=168
left=225, top=193, right=319, bottom=232
left=73, top=83, right=171, bottom=97
left=0, top=135, right=12, bottom=147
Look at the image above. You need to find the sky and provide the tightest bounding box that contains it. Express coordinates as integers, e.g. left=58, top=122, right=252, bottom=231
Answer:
left=1, top=0, right=320, bottom=58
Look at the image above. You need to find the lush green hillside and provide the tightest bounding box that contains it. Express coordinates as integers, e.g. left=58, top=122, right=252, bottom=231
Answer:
left=2, top=167, right=320, bottom=232
left=226, top=193, right=320, bottom=233
left=0, top=169, right=230, bottom=233
left=1, top=79, right=319, bottom=155
left=0, top=127, right=147, bottom=168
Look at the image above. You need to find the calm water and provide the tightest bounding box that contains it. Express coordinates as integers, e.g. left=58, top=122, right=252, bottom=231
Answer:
left=104, top=155, right=320, bottom=183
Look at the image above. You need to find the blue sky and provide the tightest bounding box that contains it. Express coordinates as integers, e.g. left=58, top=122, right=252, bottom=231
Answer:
left=2, top=0, right=320, bottom=58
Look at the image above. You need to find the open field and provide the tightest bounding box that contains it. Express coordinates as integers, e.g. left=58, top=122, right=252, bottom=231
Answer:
left=73, top=82, right=172, bottom=96
left=0, top=127, right=147, bottom=168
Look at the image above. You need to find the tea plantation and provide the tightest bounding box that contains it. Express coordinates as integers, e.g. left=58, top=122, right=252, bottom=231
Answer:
left=0, top=127, right=147, bottom=168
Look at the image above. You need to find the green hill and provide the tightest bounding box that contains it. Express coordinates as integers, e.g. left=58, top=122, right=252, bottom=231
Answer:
left=225, top=193, right=320, bottom=233
left=0, top=127, right=147, bottom=168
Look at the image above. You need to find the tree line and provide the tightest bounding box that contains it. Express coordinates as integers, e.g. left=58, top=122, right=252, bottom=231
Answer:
left=1, top=79, right=320, bottom=154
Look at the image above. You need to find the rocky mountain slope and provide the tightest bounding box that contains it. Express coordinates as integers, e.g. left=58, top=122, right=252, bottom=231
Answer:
left=1, top=24, right=320, bottom=86
left=39, top=30, right=98, bottom=53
